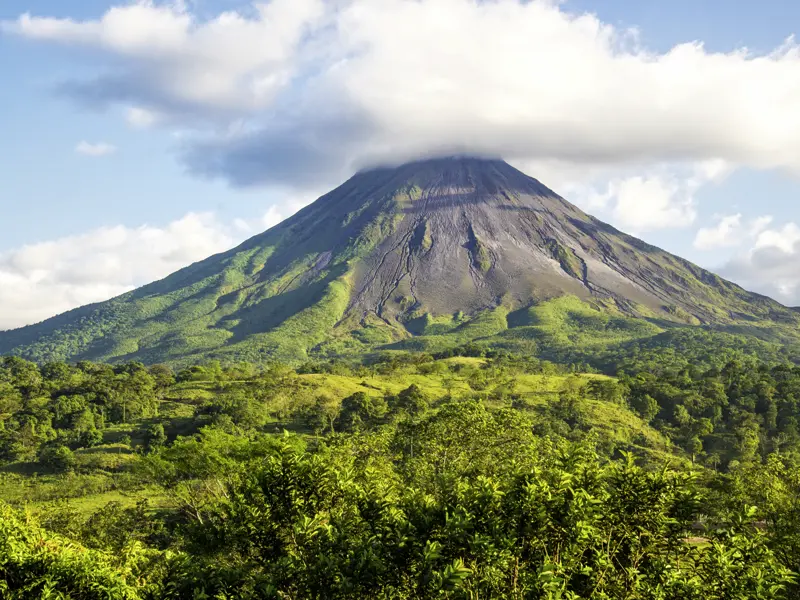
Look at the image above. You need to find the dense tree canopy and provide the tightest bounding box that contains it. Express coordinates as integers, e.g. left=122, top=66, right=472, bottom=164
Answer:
left=2, top=346, right=800, bottom=597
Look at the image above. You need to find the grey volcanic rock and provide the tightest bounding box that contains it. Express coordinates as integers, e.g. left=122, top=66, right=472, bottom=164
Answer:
left=343, top=157, right=778, bottom=325
left=0, top=156, right=794, bottom=365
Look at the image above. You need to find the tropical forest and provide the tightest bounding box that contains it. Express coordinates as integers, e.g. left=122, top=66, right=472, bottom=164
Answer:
left=3, top=160, right=800, bottom=599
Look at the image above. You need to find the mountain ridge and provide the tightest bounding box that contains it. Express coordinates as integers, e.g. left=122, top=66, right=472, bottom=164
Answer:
left=1, top=156, right=797, bottom=366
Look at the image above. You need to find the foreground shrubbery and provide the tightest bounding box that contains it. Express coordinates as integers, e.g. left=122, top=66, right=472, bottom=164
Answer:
left=0, top=503, right=143, bottom=599
left=4, top=349, right=800, bottom=597
left=166, top=440, right=793, bottom=599
left=2, top=401, right=798, bottom=598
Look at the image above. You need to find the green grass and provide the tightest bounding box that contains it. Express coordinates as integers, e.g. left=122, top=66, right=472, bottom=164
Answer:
left=513, top=296, right=663, bottom=346
left=0, top=353, right=678, bottom=523
left=546, top=240, right=585, bottom=280
left=467, top=226, right=492, bottom=272
left=385, top=306, right=510, bottom=353
left=28, top=486, right=171, bottom=518
left=290, top=367, right=665, bottom=450
left=0, top=471, right=127, bottom=505
left=232, top=271, right=354, bottom=363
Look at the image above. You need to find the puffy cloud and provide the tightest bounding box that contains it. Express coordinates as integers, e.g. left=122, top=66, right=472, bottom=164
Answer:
left=5, top=0, right=327, bottom=117
left=693, top=214, right=773, bottom=250
left=754, top=222, right=800, bottom=253
left=694, top=214, right=744, bottom=250
left=0, top=205, right=304, bottom=330
left=750, top=216, right=775, bottom=238
left=591, top=172, right=697, bottom=232
left=719, top=222, right=800, bottom=305
left=543, top=160, right=731, bottom=232
left=125, top=106, right=160, bottom=128
left=8, top=0, right=800, bottom=191
left=75, top=141, right=117, bottom=156
left=0, top=213, right=231, bottom=329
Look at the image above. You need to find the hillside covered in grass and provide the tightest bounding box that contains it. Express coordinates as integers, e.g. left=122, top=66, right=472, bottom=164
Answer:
left=0, top=354, right=671, bottom=514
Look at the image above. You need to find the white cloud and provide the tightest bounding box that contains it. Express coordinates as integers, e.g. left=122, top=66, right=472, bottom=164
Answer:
left=694, top=214, right=744, bottom=250
left=8, top=0, right=800, bottom=191
left=260, top=205, right=286, bottom=230
left=694, top=213, right=774, bottom=250
left=754, top=222, right=800, bottom=253
left=0, top=203, right=305, bottom=330
left=125, top=106, right=160, bottom=128
left=603, top=173, right=697, bottom=231
left=5, top=0, right=326, bottom=116
left=720, top=221, right=800, bottom=305
left=547, top=160, right=730, bottom=232
left=75, top=141, right=117, bottom=156
left=750, top=216, right=775, bottom=237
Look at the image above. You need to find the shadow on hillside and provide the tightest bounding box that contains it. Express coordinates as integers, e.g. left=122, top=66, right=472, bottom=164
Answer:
left=266, top=421, right=314, bottom=435
left=399, top=193, right=552, bottom=214
left=0, top=461, right=40, bottom=476
left=222, top=279, right=330, bottom=345
left=77, top=446, right=135, bottom=456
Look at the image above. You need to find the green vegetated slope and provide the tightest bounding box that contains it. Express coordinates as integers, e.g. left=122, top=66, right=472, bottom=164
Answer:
left=0, top=357, right=670, bottom=515
left=3, top=351, right=800, bottom=598
left=0, top=180, right=402, bottom=366
left=1, top=157, right=798, bottom=368
left=377, top=295, right=800, bottom=372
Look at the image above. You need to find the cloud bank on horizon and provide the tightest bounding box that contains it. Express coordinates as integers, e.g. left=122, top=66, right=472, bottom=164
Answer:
left=3, top=0, right=800, bottom=326
left=0, top=208, right=297, bottom=331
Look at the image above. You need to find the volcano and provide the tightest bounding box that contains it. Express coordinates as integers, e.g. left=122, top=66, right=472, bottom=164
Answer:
left=1, top=156, right=795, bottom=365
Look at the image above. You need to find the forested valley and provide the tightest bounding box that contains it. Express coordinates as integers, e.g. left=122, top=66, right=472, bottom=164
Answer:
left=2, top=337, right=800, bottom=599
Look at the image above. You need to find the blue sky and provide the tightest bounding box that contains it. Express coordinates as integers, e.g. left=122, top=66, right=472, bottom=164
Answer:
left=1, top=0, right=278, bottom=249
left=562, top=0, right=800, bottom=268
left=1, top=0, right=800, bottom=328
left=566, top=0, right=800, bottom=54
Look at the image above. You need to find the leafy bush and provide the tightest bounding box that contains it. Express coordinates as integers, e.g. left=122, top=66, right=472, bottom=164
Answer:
left=0, top=503, right=143, bottom=599
left=38, top=445, right=76, bottom=472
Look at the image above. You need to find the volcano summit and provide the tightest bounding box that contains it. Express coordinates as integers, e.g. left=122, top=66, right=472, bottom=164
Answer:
left=1, top=157, right=795, bottom=365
